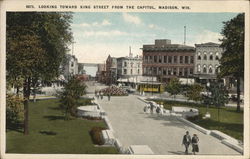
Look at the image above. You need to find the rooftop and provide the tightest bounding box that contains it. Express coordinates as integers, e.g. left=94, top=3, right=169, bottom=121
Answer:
left=195, top=42, right=221, bottom=47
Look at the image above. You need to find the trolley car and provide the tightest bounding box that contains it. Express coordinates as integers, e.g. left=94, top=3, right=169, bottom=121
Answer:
left=137, top=82, right=165, bottom=93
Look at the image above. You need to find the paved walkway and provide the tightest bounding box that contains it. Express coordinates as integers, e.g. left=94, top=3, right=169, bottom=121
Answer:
left=86, top=82, right=241, bottom=155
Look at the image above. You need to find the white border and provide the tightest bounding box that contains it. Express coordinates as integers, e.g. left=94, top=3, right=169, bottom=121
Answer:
left=0, top=0, right=249, bottom=159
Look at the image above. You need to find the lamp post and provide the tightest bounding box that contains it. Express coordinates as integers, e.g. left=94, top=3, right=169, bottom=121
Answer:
left=205, top=82, right=211, bottom=118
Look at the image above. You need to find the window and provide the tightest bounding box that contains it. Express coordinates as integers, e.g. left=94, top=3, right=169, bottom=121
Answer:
left=190, top=56, right=194, bottom=64
left=131, top=62, right=133, bottom=67
left=173, top=68, right=177, bottom=75
left=163, top=68, right=167, bottom=75
left=154, top=56, right=157, bottom=63
left=203, top=65, right=207, bottom=73
left=203, top=52, right=207, bottom=60
left=159, top=56, right=162, bottom=63
left=210, top=55, right=213, bottom=60
left=215, top=65, right=219, bottom=73
left=185, top=56, right=189, bottom=64
left=184, top=68, right=188, bottom=76
left=168, top=68, right=171, bottom=75
left=215, top=52, right=219, bottom=60
left=158, top=67, right=162, bottom=75
left=179, top=68, right=183, bottom=76
left=124, top=62, right=127, bottom=67
left=190, top=68, right=193, bottom=75
left=131, top=69, right=133, bottom=74
left=124, top=69, right=127, bottom=74
left=180, top=56, right=183, bottom=63
left=138, top=69, right=140, bottom=74
left=197, top=52, right=201, bottom=60
left=164, top=56, right=167, bottom=63
left=71, top=62, right=74, bottom=67
left=153, top=67, right=157, bottom=75
left=149, top=56, right=153, bottom=62
left=138, top=63, right=140, bottom=68
left=174, top=56, right=177, bottom=63
left=209, top=66, right=213, bottom=73
left=168, top=56, right=172, bottom=63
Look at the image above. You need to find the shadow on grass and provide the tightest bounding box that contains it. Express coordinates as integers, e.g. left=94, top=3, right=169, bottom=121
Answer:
left=39, top=130, right=57, bottom=135
left=48, top=106, right=61, bottom=111
left=43, top=115, right=65, bottom=121
left=6, top=122, right=23, bottom=133
left=168, top=151, right=187, bottom=155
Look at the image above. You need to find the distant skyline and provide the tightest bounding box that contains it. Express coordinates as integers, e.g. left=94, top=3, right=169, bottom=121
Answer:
left=71, top=12, right=239, bottom=63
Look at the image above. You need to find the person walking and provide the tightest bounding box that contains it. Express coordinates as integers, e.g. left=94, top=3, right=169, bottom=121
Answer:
left=191, top=134, right=199, bottom=155
left=182, top=131, right=191, bottom=154
left=108, top=93, right=111, bottom=101
left=100, top=92, right=103, bottom=100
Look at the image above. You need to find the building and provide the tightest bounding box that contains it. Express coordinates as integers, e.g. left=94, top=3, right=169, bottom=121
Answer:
left=142, top=39, right=195, bottom=83
left=194, top=42, right=223, bottom=83
left=62, top=54, right=78, bottom=80
left=96, top=64, right=106, bottom=83
left=105, top=55, right=117, bottom=85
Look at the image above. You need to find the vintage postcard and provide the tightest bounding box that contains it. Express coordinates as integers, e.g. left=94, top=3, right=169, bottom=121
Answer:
left=0, top=0, right=249, bottom=159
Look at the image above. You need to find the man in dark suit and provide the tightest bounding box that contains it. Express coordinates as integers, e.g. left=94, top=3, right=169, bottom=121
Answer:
left=182, top=131, right=191, bottom=154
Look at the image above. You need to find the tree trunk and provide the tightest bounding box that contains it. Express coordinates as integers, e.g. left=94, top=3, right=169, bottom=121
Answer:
left=236, top=77, right=241, bottom=112
left=23, top=77, right=31, bottom=135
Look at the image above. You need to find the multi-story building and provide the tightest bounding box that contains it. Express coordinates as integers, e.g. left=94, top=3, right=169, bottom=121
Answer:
left=117, top=55, right=142, bottom=79
left=62, top=54, right=78, bottom=80
left=142, top=39, right=195, bottom=83
left=96, top=64, right=106, bottom=83
left=105, top=55, right=117, bottom=85
left=194, top=42, right=223, bottom=83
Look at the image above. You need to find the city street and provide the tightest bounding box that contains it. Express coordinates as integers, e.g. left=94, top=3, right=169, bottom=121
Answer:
left=87, top=82, right=240, bottom=155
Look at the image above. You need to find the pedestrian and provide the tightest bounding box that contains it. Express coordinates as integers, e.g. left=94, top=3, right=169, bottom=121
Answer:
left=182, top=131, right=191, bottom=154
left=191, top=134, right=199, bottom=155
left=108, top=93, right=111, bottom=101
left=100, top=92, right=103, bottom=100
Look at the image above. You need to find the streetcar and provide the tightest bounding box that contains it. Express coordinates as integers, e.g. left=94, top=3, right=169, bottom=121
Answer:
left=137, top=81, right=165, bottom=93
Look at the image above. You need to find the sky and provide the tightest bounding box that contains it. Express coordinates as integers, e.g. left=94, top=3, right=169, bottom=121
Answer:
left=71, top=12, right=239, bottom=64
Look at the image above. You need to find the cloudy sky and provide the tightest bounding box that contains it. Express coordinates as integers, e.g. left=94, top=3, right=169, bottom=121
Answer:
left=71, top=12, right=239, bottom=63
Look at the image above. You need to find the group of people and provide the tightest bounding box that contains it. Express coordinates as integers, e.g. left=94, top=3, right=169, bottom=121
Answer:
left=95, top=90, right=111, bottom=101
left=182, top=131, right=199, bottom=155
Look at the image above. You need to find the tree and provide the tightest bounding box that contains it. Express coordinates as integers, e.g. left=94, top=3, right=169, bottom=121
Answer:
left=166, top=78, right=181, bottom=99
left=6, top=12, right=73, bottom=135
left=58, top=76, right=87, bottom=120
left=186, top=84, right=204, bottom=102
left=207, top=81, right=229, bottom=121
left=219, top=13, right=244, bottom=112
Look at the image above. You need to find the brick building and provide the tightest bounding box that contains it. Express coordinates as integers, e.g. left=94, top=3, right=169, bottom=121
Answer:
left=105, top=55, right=117, bottom=85
left=142, top=39, right=195, bottom=82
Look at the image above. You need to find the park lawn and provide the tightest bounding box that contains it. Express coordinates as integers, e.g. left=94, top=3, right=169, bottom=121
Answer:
left=153, top=100, right=243, bottom=141
left=6, top=99, right=118, bottom=154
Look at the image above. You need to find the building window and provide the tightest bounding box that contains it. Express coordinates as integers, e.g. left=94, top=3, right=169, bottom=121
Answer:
left=179, top=68, right=183, bottom=76
left=184, top=68, right=188, bottom=76
left=209, top=65, right=213, bottom=73
left=138, top=63, right=140, bottom=68
left=124, top=62, right=127, bottom=67
left=153, top=67, right=157, bottom=75
left=149, top=56, right=153, bottom=63
left=203, top=65, right=207, bottom=73
left=173, top=68, right=177, bottom=75
left=131, top=62, right=133, bottom=67
left=168, top=56, right=172, bottom=63
left=163, top=68, right=167, bottom=75
left=190, top=68, right=193, bottom=75
left=168, top=68, right=171, bottom=75
left=197, top=52, right=201, bottom=60
left=185, top=56, right=189, bottom=64
left=190, top=56, right=194, bottom=64
left=174, top=56, right=177, bottom=63
left=131, top=69, right=133, bottom=74
left=138, top=69, right=140, bottom=74
left=159, top=56, right=162, bottom=63
left=210, top=55, right=213, bottom=60
left=71, top=62, right=74, bottom=67
left=180, top=56, right=183, bottom=63
left=158, top=67, right=162, bottom=75
left=215, top=65, right=219, bottom=73
left=154, top=56, right=157, bottom=63
left=203, top=52, right=207, bottom=60
left=215, top=52, right=219, bottom=60
left=124, top=69, right=127, bottom=74
left=164, top=56, right=167, bottom=63
left=197, top=64, right=201, bottom=73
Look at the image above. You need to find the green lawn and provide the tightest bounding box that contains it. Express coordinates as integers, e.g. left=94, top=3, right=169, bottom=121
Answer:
left=153, top=100, right=243, bottom=141
left=6, top=99, right=118, bottom=154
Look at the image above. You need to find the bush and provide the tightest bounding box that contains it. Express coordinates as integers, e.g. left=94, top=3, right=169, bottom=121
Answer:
left=89, top=127, right=106, bottom=145
left=6, top=94, right=24, bottom=125
left=186, top=114, right=203, bottom=121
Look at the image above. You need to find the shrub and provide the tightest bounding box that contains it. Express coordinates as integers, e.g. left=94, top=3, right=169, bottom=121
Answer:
left=89, top=127, right=106, bottom=145
left=186, top=114, right=203, bottom=121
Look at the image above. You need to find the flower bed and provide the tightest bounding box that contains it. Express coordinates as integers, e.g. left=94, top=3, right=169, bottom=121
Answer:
left=100, top=86, right=128, bottom=96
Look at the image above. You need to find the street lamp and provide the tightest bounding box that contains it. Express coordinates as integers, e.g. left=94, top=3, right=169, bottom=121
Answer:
left=205, top=82, right=211, bottom=118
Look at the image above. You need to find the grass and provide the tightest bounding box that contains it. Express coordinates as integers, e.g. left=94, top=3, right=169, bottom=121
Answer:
left=6, top=99, right=118, bottom=154
left=153, top=99, right=243, bottom=141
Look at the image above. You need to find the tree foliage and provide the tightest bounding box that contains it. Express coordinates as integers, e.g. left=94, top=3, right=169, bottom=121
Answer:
left=6, top=12, right=73, bottom=134
left=186, top=84, right=204, bottom=102
left=166, top=78, right=181, bottom=98
left=6, top=94, right=24, bottom=125
left=58, top=76, right=87, bottom=120
left=219, top=13, right=244, bottom=112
